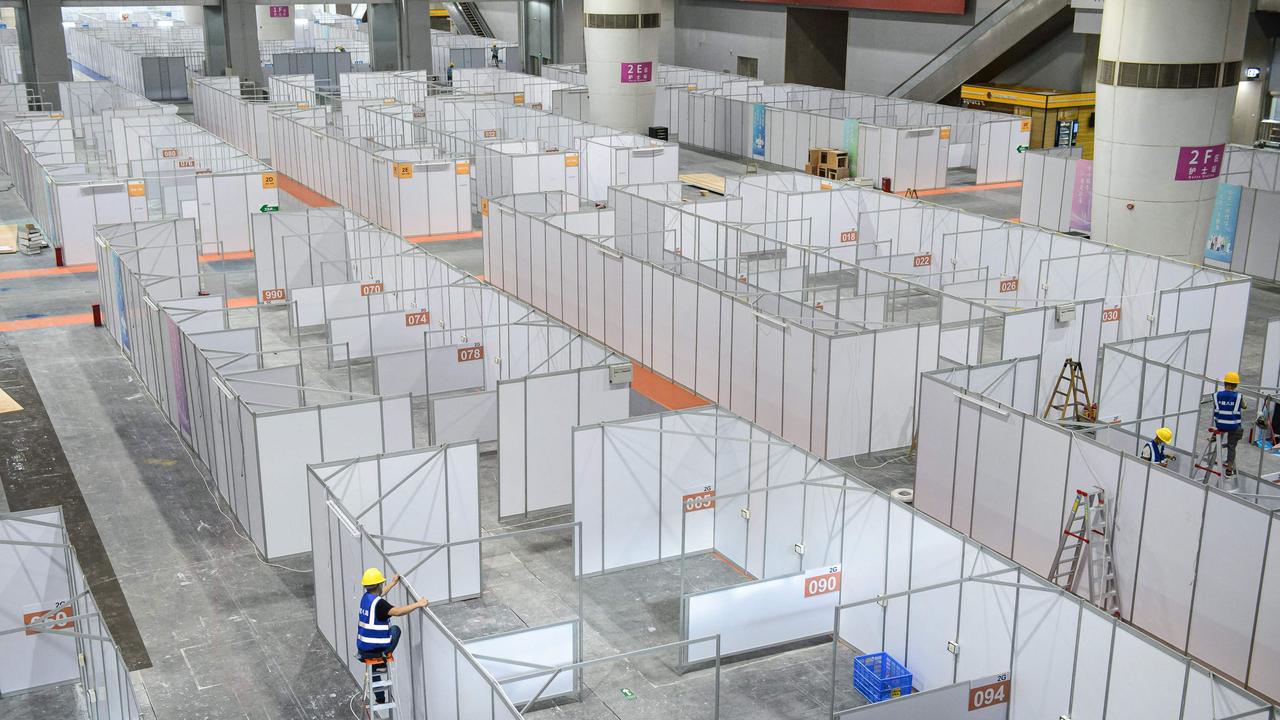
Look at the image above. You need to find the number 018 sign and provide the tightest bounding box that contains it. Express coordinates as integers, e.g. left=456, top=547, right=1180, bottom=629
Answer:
left=968, top=673, right=1010, bottom=711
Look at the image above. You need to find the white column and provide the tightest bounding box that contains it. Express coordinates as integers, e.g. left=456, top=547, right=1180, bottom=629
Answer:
left=1091, top=0, right=1248, bottom=259
left=584, top=0, right=660, bottom=132
left=181, top=6, right=205, bottom=27
left=256, top=4, right=296, bottom=41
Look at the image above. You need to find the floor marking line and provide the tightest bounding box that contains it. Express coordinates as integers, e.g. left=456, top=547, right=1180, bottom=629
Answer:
left=0, top=263, right=96, bottom=280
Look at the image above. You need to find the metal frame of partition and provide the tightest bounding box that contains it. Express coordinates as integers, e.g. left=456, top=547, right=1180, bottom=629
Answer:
left=0, top=508, right=141, bottom=719
left=916, top=346, right=1280, bottom=706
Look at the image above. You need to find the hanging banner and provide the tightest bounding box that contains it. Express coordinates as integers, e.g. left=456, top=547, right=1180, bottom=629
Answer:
left=111, top=254, right=130, bottom=352
left=1068, top=159, right=1093, bottom=233
left=751, top=103, right=766, bottom=160
left=1204, top=183, right=1243, bottom=265
left=167, top=315, right=191, bottom=436
left=843, top=119, right=859, bottom=170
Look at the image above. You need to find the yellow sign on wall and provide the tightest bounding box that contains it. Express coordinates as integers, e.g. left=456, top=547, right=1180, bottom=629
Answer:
left=126, top=181, right=145, bottom=197
left=939, top=127, right=951, bottom=140
left=481, top=198, right=489, bottom=216
left=564, top=154, right=579, bottom=168
left=1020, top=119, right=1032, bottom=132
left=513, top=93, right=525, bottom=105
left=455, top=161, right=471, bottom=175
left=261, top=172, right=278, bottom=189
left=394, top=163, right=414, bottom=179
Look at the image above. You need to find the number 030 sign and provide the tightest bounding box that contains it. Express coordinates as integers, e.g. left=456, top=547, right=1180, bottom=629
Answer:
left=968, top=673, right=1010, bottom=711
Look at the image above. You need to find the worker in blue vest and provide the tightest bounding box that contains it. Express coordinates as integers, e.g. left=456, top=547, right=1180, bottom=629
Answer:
left=356, top=568, right=429, bottom=661
left=1139, top=427, right=1174, bottom=467
left=1214, top=371, right=1247, bottom=476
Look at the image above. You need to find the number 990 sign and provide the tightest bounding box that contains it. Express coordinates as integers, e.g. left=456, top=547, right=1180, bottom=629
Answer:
left=968, top=674, right=1010, bottom=711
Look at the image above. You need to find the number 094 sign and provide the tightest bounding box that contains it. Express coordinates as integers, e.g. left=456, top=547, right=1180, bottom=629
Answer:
left=968, top=673, right=1010, bottom=711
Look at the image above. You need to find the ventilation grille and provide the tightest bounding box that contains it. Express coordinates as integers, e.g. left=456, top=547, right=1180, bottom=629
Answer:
left=1097, top=59, right=1242, bottom=89
left=585, top=12, right=661, bottom=29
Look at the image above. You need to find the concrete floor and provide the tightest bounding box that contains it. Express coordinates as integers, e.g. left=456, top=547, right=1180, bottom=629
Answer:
left=3, top=137, right=1280, bottom=719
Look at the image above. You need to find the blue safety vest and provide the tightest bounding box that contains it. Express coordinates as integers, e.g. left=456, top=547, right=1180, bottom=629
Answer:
left=1214, top=390, right=1244, bottom=431
left=1145, top=439, right=1166, bottom=464
left=356, top=592, right=392, bottom=652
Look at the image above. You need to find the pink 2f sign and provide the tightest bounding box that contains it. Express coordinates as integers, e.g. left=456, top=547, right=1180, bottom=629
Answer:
left=269, top=5, right=290, bottom=18
left=621, top=61, right=653, bottom=84
left=1175, top=144, right=1224, bottom=181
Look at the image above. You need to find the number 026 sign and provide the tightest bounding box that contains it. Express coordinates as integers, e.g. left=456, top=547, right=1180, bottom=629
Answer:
left=803, top=565, right=841, bottom=598
left=968, top=673, right=1010, bottom=711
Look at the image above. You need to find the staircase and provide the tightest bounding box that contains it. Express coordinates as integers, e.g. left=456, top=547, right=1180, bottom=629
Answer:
left=446, top=2, right=493, bottom=37
left=889, top=0, right=1070, bottom=102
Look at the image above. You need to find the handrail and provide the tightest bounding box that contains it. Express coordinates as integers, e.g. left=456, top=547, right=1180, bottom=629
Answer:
left=887, top=0, right=1019, bottom=99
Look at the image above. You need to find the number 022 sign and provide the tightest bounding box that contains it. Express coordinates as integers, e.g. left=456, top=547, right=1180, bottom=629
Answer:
left=968, top=673, right=1010, bottom=711
left=803, top=565, right=841, bottom=598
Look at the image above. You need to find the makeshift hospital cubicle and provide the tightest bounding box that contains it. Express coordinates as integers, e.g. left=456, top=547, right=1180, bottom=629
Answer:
left=264, top=96, right=472, bottom=238
left=1, top=82, right=279, bottom=264
left=0, top=508, right=141, bottom=719
left=95, top=217, right=415, bottom=560
left=191, top=76, right=286, bottom=163
left=64, top=24, right=201, bottom=101
left=431, top=35, right=515, bottom=71
left=451, top=67, right=590, bottom=119
left=1204, top=144, right=1280, bottom=283
left=915, top=346, right=1280, bottom=707
left=310, top=446, right=724, bottom=718
left=571, top=407, right=1276, bottom=719
left=1018, top=147, right=1092, bottom=234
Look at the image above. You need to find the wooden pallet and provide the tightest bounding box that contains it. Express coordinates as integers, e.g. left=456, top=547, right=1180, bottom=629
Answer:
left=679, top=173, right=726, bottom=195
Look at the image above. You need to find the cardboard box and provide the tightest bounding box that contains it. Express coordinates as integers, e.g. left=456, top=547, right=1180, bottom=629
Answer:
left=808, top=149, right=822, bottom=166
left=804, top=163, right=817, bottom=175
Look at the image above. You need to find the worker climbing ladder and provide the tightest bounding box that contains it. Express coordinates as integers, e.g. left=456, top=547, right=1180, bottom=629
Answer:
left=361, top=654, right=396, bottom=719
left=1043, top=358, right=1097, bottom=422
left=1048, top=488, right=1121, bottom=616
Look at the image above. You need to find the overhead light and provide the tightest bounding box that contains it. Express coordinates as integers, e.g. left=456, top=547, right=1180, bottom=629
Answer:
left=1246, top=67, right=1263, bottom=80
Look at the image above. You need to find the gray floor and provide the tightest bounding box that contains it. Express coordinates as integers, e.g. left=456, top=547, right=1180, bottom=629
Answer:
left=3, top=138, right=1279, bottom=719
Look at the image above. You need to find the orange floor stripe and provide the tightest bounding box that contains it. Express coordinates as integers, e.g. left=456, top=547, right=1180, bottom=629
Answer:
left=905, top=180, right=1023, bottom=198
left=199, top=250, right=255, bottom=262
left=227, top=296, right=258, bottom=308
left=0, top=313, right=94, bottom=332
left=0, top=263, right=96, bottom=280
left=405, top=231, right=483, bottom=244
left=276, top=174, right=337, bottom=208
left=630, top=365, right=709, bottom=410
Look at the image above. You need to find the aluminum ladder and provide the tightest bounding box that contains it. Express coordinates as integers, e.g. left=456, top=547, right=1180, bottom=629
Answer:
left=1049, top=488, right=1121, bottom=616
left=362, top=655, right=396, bottom=719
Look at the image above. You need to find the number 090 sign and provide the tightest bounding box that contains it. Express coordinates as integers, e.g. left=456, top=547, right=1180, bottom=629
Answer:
left=804, top=565, right=841, bottom=598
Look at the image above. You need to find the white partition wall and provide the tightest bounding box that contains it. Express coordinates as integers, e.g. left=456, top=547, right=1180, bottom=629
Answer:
left=0, top=508, right=141, bottom=719
left=1019, top=147, right=1090, bottom=233
left=915, top=353, right=1280, bottom=705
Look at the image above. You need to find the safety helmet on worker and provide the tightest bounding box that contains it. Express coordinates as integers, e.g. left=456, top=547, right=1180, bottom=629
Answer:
left=1224, top=371, right=1241, bottom=385
left=361, top=568, right=386, bottom=587
left=1156, top=427, right=1173, bottom=444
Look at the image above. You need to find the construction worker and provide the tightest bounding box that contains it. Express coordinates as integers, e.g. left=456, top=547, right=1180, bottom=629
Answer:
left=1214, top=371, right=1247, bottom=476
left=356, top=568, right=428, bottom=660
left=447, top=62, right=455, bottom=83
left=1140, top=427, right=1174, bottom=467
left=491, top=42, right=501, bottom=67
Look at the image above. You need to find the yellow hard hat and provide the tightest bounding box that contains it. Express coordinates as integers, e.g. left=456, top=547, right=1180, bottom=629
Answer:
left=1224, top=371, right=1241, bottom=385
left=1156, top=427, right=1173, bottom=444
left=361, top=568, right=386, bottom=586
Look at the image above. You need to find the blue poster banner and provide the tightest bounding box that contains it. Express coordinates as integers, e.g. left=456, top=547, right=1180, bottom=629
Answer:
left=751, top=103, right=766, bottom=160
left=1204, top=183, right=1242, bottom=265
left=843, top=119, right=859, bottom=168
left=112, top=252, right=130, bottom=352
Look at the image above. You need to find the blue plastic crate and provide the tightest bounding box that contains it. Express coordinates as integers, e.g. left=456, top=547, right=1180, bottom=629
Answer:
left=852, top=652, right=913, bottom=703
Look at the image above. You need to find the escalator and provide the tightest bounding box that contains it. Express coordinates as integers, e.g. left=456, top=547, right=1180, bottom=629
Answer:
left=445, top=2, right=493, bottom=37
left=889, top=0, right=1071, bottom=102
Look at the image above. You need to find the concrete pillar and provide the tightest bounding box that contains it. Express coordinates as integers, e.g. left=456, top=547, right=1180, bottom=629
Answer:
left=1091, top=0, right=1249, bottom=259
left=204, top=0, right=264, bottom=86
left=16, top=0, right=71, bottom=96
left=584, top=0, right=660, bottom=132
left=369, top=0, right=434, bottom=73
left=257, top=4, right=296, bottom=41
left=182, top=7, right=205, bottom=27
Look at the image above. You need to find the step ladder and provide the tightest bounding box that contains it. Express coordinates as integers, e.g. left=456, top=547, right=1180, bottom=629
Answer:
left=1043, top=358, right=1096, bottom=422
left=1048, top=489, right=1121, bottom=616
left=1192, top=428, right=1238, bottom=492
left=361, top=654, right=396, bottom=719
